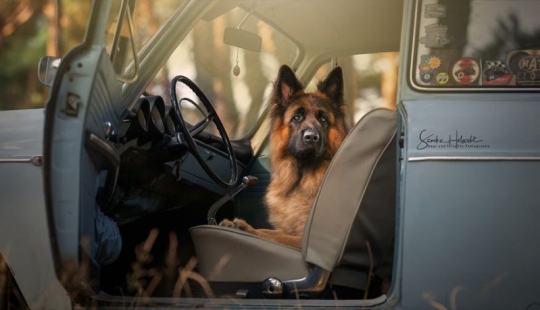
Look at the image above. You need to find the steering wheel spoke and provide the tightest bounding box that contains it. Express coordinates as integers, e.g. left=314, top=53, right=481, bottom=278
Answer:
left=170, top=75, right=238, bottom=188
left=189, top=112, right=214, bottom=136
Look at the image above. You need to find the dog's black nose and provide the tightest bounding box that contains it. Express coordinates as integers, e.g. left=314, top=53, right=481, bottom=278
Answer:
left=303, top=129, right=319, bottom=143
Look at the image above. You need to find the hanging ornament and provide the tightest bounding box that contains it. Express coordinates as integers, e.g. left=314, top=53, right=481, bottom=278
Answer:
left=233, top=48, right=241, bottom=77
left=233, top=65, right=241, bottom=76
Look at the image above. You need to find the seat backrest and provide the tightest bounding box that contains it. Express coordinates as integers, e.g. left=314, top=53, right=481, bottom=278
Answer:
left=301, top=108, right=397, bottom=287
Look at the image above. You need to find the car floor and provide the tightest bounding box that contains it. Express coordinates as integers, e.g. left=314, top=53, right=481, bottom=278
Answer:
left=100, top=200, right=234, bottom=298
left=98, top=199, right=385, bottom=301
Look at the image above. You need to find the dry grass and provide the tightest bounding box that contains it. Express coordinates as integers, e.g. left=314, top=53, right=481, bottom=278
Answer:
left=126, top=228, right=216, bottom=304
left=1, top=228, right=391, bottom=309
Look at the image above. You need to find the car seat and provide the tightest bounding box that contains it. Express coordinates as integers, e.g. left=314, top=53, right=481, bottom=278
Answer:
left=189, top=108, right=397, bottom=298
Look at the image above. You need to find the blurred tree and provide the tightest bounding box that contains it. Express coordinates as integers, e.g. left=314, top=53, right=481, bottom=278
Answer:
left=238, top=20, right=268, bottom=134
left=192, top=15, right=238, bottom=135
left=136, top=0, right=170, bottom=103
left=380, top=52, right=398, bottom=110
left=478, top=13, right=540, bottom=61
left=0, top=0, right=89, bottom=110
left=339, top=57, right=356, bottom=126
left=0, top=1, right=38, bottom=51
left=57, top=0, right=91, bottom=55
left=0, top=0, right=47, bottom=110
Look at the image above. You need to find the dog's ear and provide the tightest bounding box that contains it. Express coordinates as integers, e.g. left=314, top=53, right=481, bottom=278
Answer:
left=273, top=65, right=304, bottom=105
left=317, top=66, right=344, bottom=105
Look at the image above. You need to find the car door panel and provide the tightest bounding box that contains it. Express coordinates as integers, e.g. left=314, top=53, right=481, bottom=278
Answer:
left=44, top=45, right=124, bottom=282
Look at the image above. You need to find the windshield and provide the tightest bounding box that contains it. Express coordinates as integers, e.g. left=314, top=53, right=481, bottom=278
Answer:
left=103, top=1, right=299, bottom=139
left=411, top=0, right=540, bottom=90
left=143, top=7, right=299, bottom=140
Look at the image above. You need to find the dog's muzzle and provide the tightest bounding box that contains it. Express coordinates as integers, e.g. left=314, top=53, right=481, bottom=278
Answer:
left=289, top=127, right=325, bottom=160
left=303, top=129, right=320, bottom=144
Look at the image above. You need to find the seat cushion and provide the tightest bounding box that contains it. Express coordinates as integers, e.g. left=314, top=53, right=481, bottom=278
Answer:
left=190, top=225, right=309, bottom=282
left=302, top=108, right=397, bottom=271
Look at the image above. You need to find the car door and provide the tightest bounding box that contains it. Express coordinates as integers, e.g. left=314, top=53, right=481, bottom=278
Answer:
left=398, top=1, right=540, bottom=308
left=43, top=0, right=130, bottom=291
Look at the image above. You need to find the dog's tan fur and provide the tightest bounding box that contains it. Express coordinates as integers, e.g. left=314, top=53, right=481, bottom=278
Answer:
left=220, top=65, right=347, bottom=248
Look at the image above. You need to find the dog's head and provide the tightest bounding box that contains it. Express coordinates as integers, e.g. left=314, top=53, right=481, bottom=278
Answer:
left=270, top=65, right=347, bottom=167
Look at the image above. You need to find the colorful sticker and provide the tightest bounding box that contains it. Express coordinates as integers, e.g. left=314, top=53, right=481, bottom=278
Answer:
left=424, top=4, right=446, bottom=18
left=419, top=55, right=441, bottom=71
left=482, top=60, right=513, bottom=86
left=507, top=50, right=540, bottom=86
left=418, top=55, right=442, bottom=84
left=419, top=24, right=451, bottom=48
left=452, top=58, right=480, bottom=85
left=420, top=72, right=433, bottom=83
left=436, top=72, right=449, bottom=84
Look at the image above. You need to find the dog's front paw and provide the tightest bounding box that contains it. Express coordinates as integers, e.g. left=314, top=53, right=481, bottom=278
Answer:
left=219, top=218, right=254, bottom=232
left=219, top=219, right=237, bottom=228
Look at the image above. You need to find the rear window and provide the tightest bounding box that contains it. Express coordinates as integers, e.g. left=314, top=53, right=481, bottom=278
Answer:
left=411, top=0, right=540, bottom=90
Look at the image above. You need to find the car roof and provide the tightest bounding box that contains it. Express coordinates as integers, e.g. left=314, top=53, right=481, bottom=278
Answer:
left=206, top=0, right=404, bottom=58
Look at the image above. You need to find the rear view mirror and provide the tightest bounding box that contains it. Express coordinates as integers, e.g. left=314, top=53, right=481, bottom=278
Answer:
left=223, top=27, right=262, bottom=52
left=38, top=56, right=61, bottom=86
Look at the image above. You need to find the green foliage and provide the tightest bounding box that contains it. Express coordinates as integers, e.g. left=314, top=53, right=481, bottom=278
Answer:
left=2, top=17, right=46, bottom=76
left=0, top=8, right=47, bottom=110
left=0, top=1, right=89, bottom=111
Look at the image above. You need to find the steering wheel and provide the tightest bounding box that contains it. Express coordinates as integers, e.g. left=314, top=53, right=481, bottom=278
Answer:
left=169, top=75, right=238, bottom=188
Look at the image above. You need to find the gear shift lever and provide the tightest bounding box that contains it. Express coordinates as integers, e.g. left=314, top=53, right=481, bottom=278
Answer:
left=207, top=175, right=258, bottom=225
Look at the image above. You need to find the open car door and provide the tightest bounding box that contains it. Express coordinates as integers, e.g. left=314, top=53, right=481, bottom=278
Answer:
left=43, top=0, right=132, bottom=293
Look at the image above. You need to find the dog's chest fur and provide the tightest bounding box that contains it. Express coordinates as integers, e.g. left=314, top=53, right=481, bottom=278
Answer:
left=264, top=159, right=330, bottom=236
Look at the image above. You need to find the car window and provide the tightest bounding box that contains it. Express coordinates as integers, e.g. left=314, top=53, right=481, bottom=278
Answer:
left=105, top=0, right=186, bottom=81
left=411, top=0, right=540, bottom=90
left=253, top=53, right=399, bottom=157
left=145, top=7, right=299, bottom=140
left=306, top=53, right=399, bottom=127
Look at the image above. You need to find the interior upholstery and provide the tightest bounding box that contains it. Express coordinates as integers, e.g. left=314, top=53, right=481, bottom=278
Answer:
left=189, top=226, right=309, bottom=282
left=190, top=108, right=397, bottom=287
left=304, top=108, right=397, bottom=289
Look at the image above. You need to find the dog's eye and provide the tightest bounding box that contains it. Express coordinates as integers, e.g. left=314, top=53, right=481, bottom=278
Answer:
left=292, top=114, right=302, bottom=122
left=319, top=116, right=328, bottom=124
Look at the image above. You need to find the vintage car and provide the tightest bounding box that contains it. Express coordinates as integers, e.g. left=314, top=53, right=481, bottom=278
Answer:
left=2, top=0, right=540, bottom=309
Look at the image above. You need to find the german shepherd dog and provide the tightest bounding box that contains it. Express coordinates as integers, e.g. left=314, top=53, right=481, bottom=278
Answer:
left=220, top=65, right=348, bottom=248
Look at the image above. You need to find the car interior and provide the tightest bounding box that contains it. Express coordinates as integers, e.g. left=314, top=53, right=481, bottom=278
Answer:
left=41, top=0, right=403, bottom=305
left=0, top=0, right=536, bottom=308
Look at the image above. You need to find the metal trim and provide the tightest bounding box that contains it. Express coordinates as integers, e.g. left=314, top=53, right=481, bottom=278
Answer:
left=0, top=159, right=32, bottom=163
left=0, top=156, right=43, bottom=166
left=409, top=156, right=540, bottom=162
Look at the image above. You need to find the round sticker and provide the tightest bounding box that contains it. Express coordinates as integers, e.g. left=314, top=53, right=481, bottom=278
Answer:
left=452, top=58, right=480, bottom=85
left=436, top=72, right=449, bottom=84
left=421, top=72, right=433, bottom=83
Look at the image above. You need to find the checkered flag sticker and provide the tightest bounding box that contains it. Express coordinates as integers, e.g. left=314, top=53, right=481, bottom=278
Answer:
left=485, top=60, right=510, bottom=71
left=483, top=60, right=513, bottom=82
